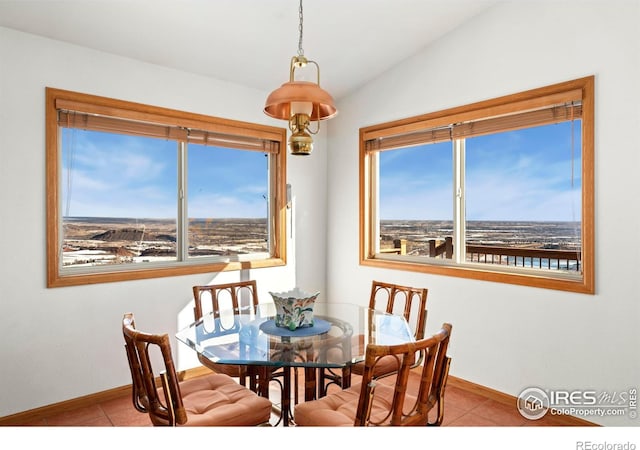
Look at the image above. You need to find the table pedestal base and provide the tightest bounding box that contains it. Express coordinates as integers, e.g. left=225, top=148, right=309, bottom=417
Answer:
left=253, top=366, right=352, bottom=426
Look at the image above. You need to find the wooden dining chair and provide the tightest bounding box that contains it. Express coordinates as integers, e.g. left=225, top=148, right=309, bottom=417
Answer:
left=122, top=312, right=273, bottom=426
left=294, top=323, right=452, bottom=426
left=369, top=280, right=429, bottom=339
left=359, top=280, right=429, bottom=376
left=192, top=280, right=285, bottom=397
left=320, top=281, right=429, bottom=394
left=192, top=281, right=258, bottom=388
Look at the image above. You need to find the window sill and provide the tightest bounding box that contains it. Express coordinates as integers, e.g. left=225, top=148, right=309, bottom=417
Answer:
left=360, top=255, right=593, bottom=294
left=48, top=257, right=287, bottom=288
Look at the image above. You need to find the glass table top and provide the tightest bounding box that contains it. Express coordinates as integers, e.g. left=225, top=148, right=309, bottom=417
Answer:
left=175, top=302, right=414, bottom=369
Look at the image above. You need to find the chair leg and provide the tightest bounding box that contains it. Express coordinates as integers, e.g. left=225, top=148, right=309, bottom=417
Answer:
left=318, top=367, right=344, bottom=398
left=428, top=357, right=451, bottom=426
left=250, top=366, right=270, bottom=397
left=304, top=368, right=318, bottom=401
left=239, top=366, right=247, bottom=387
left=341, top=366, right=351, bottom=389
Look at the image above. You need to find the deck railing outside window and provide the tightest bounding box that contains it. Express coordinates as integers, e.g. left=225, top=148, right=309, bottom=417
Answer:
left=382, top=238, right=581, bottom=271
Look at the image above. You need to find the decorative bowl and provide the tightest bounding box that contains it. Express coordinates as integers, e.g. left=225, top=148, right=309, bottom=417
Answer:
left=269, top=288, right=320, bottom=331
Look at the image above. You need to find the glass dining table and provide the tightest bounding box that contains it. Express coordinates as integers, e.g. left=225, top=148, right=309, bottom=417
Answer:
left=175, top=302, right=414, bottom=426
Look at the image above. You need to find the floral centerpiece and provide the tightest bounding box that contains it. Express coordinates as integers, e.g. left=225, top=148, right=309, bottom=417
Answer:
left=269, top=288, right=320, bottom=331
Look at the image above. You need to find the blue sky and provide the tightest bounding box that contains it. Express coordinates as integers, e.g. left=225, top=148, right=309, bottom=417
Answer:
left=62, top=130, right=268, bottom=219
left=62, top=121, right=581, bottom=222
left=379, top=121, right=582, bottom=222
left=187, top=145, right=268, bottom=219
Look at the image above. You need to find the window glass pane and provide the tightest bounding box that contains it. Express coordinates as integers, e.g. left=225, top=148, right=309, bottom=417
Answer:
left=187, top=144, right=268, bottom=258
left=465, top=121, right=582, bottom=272
left=378, top=142, right=453, bottom=258
left=61, top=129, right=178, bottom=267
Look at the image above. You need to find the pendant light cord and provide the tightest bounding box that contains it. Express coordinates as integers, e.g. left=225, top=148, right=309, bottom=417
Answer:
left=297, top=0, right=304, bottom=57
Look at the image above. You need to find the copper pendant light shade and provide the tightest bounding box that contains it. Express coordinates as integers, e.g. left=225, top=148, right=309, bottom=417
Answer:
left=264, top=80, right=337, bottom=122
left=264, top=0, right=337, bottom=155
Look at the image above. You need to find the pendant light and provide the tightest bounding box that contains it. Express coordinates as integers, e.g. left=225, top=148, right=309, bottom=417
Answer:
left=264, top=0, right=337, bottom=155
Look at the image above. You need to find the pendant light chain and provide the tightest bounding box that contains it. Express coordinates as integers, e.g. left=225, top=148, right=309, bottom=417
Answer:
left=297, top=0, right=304, bottom=57
left=263, top=0, right=337, bottom=155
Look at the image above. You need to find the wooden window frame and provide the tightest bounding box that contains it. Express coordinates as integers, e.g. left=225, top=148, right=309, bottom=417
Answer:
left=359, top=76, right=594, bottom=294
left=46, top=87, right=287, bottom=287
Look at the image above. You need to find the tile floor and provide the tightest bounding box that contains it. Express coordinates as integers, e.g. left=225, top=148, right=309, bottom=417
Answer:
left=11, top=372, right=579, bottom=427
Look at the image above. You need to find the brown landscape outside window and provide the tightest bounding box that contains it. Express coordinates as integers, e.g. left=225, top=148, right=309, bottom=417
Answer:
left=46, top=88, right=287, bottom=288
left=359, top=76, right=594, bottom=294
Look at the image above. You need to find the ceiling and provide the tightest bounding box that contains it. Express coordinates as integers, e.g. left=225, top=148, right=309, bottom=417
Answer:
left=0, top=0, right=497, bottom=100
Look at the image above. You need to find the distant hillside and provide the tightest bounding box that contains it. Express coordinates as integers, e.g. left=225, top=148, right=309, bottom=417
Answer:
left=91, top=228, right=175, bottom=242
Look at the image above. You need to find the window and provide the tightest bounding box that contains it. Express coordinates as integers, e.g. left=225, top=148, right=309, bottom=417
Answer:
left=46, top=88, right=287, bottom=287
left=360, top=76, right=594, bottom=294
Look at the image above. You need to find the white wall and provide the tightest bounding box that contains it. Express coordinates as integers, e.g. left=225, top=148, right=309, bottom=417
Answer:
left=0, top=26, right=327, bottom=416
left=1, top=1, right=638, bottom=428
left=326, top=1, right=640, bottom=426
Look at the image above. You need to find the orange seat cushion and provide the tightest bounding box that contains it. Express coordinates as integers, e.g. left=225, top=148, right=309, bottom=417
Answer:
left=348, top=334, right=400, bottom=378
left=351, top=354, right=400, bottom=377
left=178, top=373, right=272, bottom=426
left=294, top=382, right=416, bottom=426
